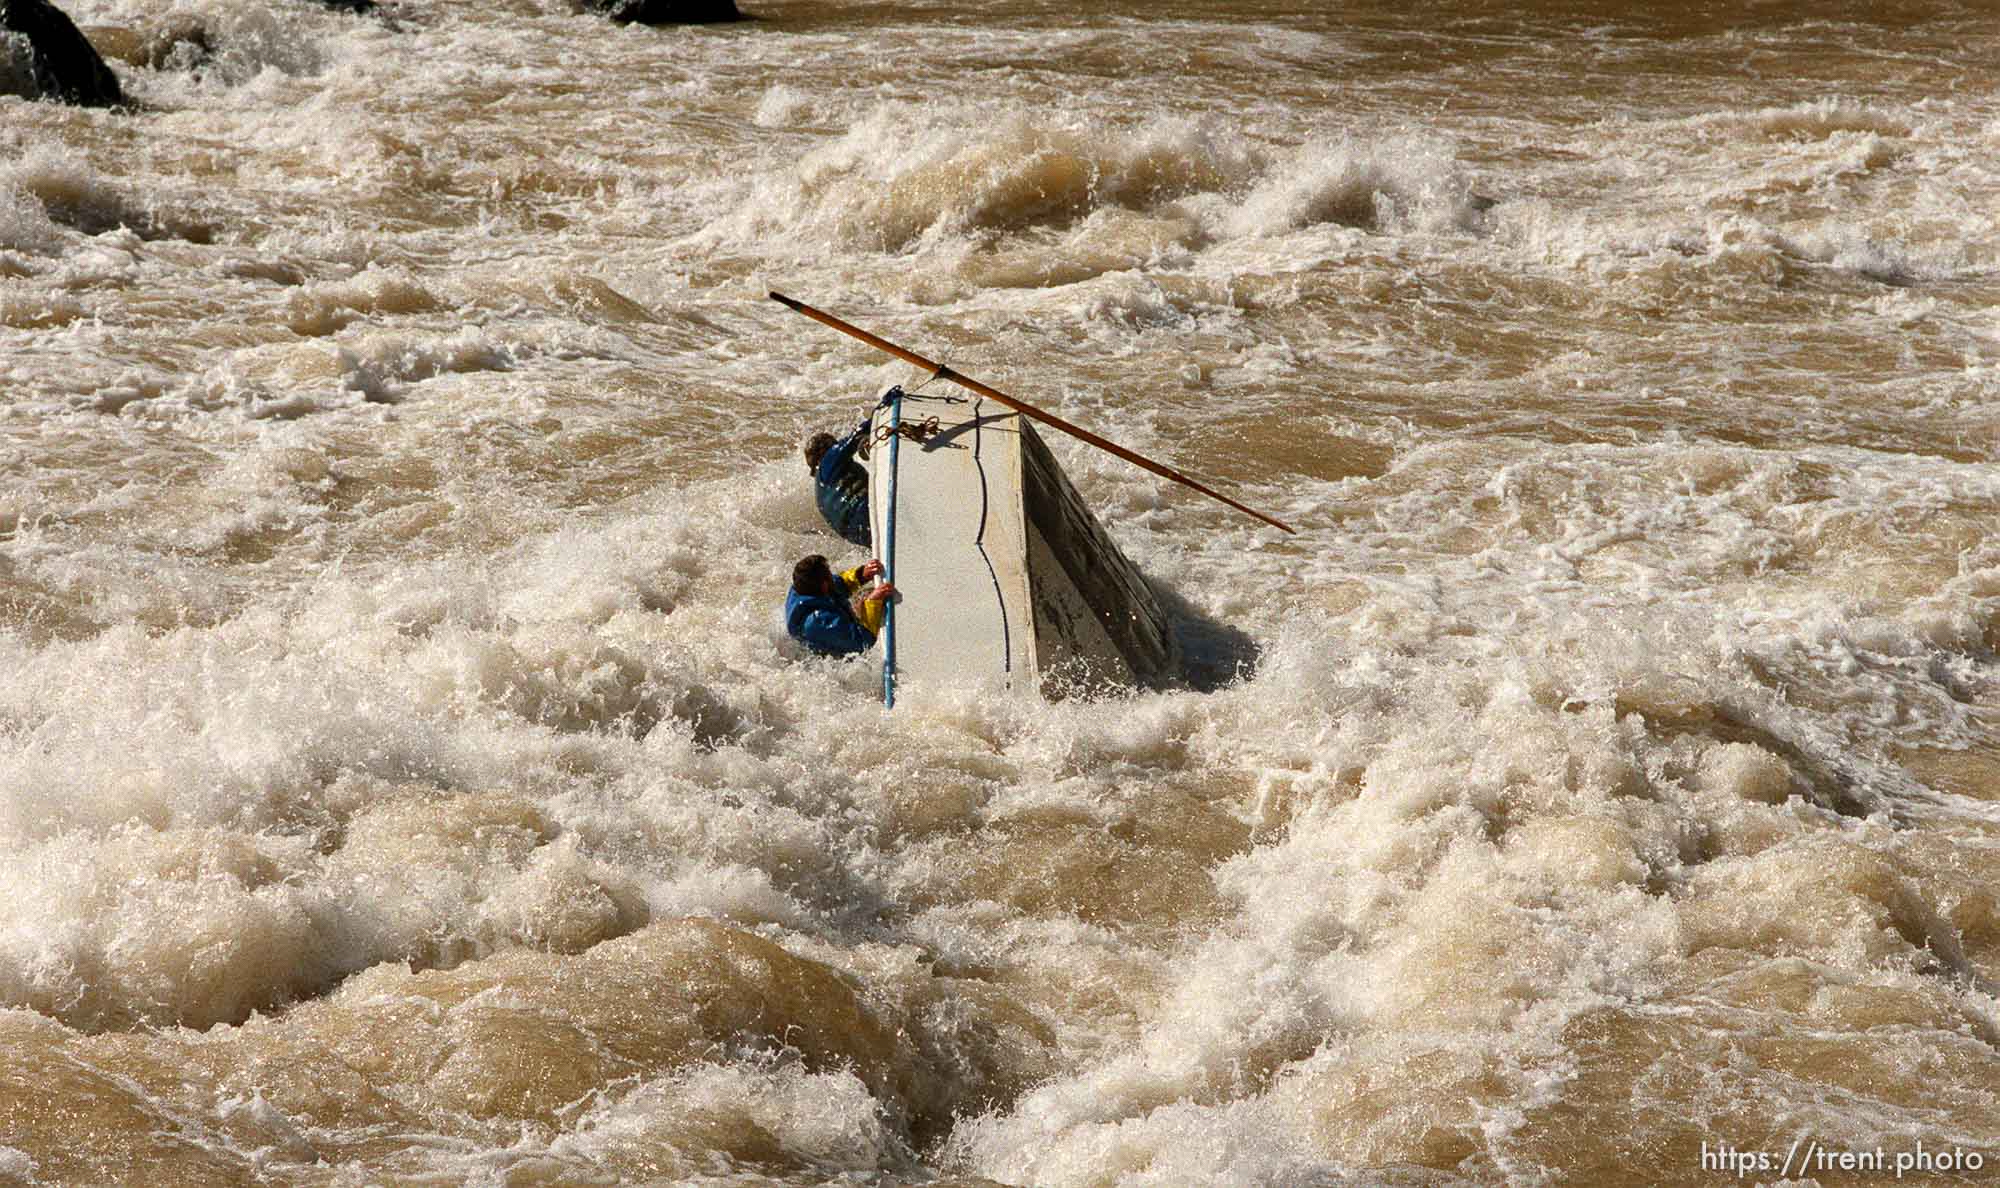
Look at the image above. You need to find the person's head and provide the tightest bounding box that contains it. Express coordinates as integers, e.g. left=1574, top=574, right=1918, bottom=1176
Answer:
left=804, top=432, right=838, bottom=472
left=792, top=554, right=834, bottom=596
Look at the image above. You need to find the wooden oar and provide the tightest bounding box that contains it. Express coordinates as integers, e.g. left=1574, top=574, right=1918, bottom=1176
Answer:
left=769, top=291, right=1297, bottom=534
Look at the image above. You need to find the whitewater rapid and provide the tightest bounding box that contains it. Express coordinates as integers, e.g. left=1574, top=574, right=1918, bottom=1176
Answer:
left=4, top=0, right=1999, bottom=1184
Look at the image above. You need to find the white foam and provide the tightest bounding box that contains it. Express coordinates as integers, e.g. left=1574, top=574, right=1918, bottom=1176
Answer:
left=0, top=181, right=64, bottom=255
left=538, top=1063, right=904, bottom=1181
left=695, top=102, right=1263, bottom=256
left=1222, top=132, right=1477, bottom=239
left=752, top=83, right=816, bottom=129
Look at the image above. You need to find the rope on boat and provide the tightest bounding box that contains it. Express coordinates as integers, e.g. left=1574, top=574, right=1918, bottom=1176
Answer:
left=873, top=414, right=941, bottom=445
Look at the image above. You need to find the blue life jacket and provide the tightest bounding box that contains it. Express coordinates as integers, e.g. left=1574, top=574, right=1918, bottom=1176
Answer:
left=784, top=574, right=877, bottom=657
left=814, top=418, right=872, bottom=548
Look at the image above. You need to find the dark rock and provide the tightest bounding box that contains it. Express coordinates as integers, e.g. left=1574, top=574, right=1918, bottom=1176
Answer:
left=0, top=0, right=124, bottom=107
left=582, top=0, right=742, bottom=25
left=310, top=0, right=376, bottom=14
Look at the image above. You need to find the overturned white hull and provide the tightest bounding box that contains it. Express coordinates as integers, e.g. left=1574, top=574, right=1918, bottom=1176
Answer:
left=868, top=394, right=1178, bottom=699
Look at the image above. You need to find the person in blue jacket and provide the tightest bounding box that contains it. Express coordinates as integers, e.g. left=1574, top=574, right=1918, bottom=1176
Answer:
left=803, top=387, right=901, bottom=548
left=785, top=554, right=896, bottom=657
left=803, top=418, right=873, bottom=548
